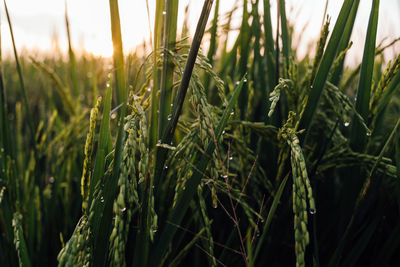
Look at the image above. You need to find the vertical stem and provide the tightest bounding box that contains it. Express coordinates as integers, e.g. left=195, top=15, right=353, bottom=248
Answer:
left=149, top=0, right=165, bottom=149
left=158, top=0, right=179, bottom=138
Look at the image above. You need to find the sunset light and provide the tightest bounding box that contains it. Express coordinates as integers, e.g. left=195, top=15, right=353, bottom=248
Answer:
left=2, top=1, right=400, bottom=266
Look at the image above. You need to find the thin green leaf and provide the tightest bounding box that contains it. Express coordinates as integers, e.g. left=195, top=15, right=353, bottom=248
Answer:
left=92, top=0, right=127, bottom=265
left=254, top=173, right=289, bottom=263
left=350, top=0, right=380, bottom=152
left=299, top=0, right=355, bottom=144
left=330, top=0, right=360, bottom=86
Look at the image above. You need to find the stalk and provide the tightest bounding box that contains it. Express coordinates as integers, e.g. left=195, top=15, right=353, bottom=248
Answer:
left=298, top=0, right=355, bottom=144
left=3, top=0, right=38, bottom=170
left=330, top=0, right=360, bottom=86
left=263, top=0, right=276, bottom=99
left=238, top=0, right=250, bottom=120
left=349, top=0, right=380, bottom=152
left=65, top=2, right=79, bottom=100
left=279, top=0, right=290, bottom=76
left=149, top=0, right=165, bottom=149
left=204, top=0, right=220, bottom=100
left=158, top=0, right=179, bottom=139
left=92, top=1, right=127, bottom=265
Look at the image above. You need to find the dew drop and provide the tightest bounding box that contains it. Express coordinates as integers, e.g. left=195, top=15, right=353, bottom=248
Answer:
left=244, top=79, right=248, bottom=83
left=213, top=204, right=217, bottom=209
left=100, top=196, right=104, bottom=203
left=49, top=177, right=55, bottom=183
left=236, top=81, right=240, bottom=85
left=229, top=156, right=233, bottom=160
left=366, top=131, right=371, bottom=136
left=309, top=209, right=316, bottom=215
left=222, top=175, right=228, bottom=179
left=167, top=115, right=172, bottom=121
left=111, top=113, right=117, bottom=120
left=164, top=165, right=168, bottom=170
left=162, top=10, right=166, bottom=15
left=106, top=83, right=110, bottom=88
left=120, top=207, right=126, bottom=212
left=344, top=122, right=350, bottom=127
left=230, top=111, right=234, bottom=115
left=147, top=87, right=151, bottom=92
left=222, top=130, right=225, bottom=135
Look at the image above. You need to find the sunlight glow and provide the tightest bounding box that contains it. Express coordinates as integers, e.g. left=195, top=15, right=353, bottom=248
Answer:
left=1, top=0, right=399, bottom=60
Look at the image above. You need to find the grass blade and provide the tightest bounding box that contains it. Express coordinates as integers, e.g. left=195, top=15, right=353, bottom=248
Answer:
left=263, top=0, right=276, bottom=98
left=65, top=2, right=79, bottom=100
left=238, top=0, right=250, bottom=120
left=253, top=173, right=289, bottom=263
left=204, top=0, right=219, bottom=99
left=149, top=0, right=165, bottom=148
left=330, top=0, right=360, bottom=85
left=298, top=0, right=355, bottom=143
left=0, top=14, right=13, bottom=163
left=88, top=80, right=111, bottom=206
left=3, top=0, right=37, bottom=167
left=92, top=0, right=127, bottom=265
left=279, top=0, right=290, bottom=75
left=349, top=0, right=380, bottom=152
left=158, top=0, right=179, bottom=138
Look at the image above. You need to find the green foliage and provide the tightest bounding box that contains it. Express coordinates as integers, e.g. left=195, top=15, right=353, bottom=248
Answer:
left=1, top=0, right=400, bottom=266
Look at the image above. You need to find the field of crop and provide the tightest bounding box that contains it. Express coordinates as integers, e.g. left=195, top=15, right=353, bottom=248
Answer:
left=1, top=0, right=400, bottom=266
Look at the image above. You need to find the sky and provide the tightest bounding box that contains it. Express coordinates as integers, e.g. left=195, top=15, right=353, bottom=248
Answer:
left=1, top=0, right=399, bottom=63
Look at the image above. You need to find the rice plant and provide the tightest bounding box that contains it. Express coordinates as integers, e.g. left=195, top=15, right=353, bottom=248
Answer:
left=1, top=0, right=400, bottom=266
